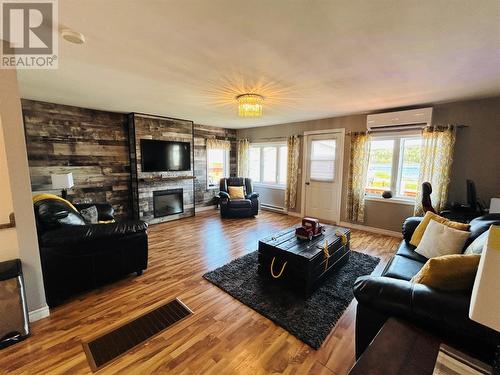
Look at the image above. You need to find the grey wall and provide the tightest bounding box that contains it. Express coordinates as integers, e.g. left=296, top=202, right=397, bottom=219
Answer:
left=237, top=114, right=414, bottom=231
left=433, top=96, right=500, bottom=205
left=237, top=96, right=500, bottom=232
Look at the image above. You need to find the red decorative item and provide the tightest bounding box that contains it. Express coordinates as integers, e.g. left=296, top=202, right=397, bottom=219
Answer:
left=295, top=217, right=324, bottom=241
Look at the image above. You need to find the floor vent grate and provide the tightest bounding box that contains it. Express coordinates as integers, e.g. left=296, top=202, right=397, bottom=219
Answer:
left=82, top=298, right=192, bottom=371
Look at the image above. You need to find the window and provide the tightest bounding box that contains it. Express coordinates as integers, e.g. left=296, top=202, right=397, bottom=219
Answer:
left=365, top=135, right=422, bottom=200
left=249, top=147, right=261, bottom=182
left=207, top=148, right=229, bottom=189
left=262, top=146, right=277, bottom=183
left=249, top=143, right=287, bottom=187
left=366, top=139, right=394, bottom=194
left=310, top=139, right=336, bottom=181
left=398, top=138, right=422, bottom=198
left=278, top=146, right=287, bottom=185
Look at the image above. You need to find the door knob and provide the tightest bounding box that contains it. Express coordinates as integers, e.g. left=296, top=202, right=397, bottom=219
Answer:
left=305, top=182, right=310, bottom=185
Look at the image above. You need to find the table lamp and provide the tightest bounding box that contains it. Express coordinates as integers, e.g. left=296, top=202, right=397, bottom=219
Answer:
left=51, top=173, right=74, bottom=200
left=469, top=225, right=500, bottom=374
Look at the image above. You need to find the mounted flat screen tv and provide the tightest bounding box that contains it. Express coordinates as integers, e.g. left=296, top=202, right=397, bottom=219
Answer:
left=140, top=139, right=191, bottom=172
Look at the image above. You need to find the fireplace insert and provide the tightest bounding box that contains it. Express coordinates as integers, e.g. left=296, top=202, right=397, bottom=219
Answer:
left=153, top=189, right=183, bottom=218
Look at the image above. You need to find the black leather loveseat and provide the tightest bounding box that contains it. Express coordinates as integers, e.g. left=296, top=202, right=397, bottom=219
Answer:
left=219, top=177, right=259, bottom=218
left=34, top=197, right=148, bottom=307
left=353, top=214, right=500, bottom=362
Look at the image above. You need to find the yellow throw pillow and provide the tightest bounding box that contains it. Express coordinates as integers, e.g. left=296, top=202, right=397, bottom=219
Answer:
left=411, top=254, right=480, bottom=291
left=228, top=186, right=245, bottom=199
left=410, top=211, right=470, bottom=247
left=32, top=193, right=79, bottom=213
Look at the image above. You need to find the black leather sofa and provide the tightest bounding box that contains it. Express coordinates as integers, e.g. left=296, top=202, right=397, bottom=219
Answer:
left=219, top=177, right=259, bottom=218
left=34, top=198, right=148, bottom=307
left=353, top=214, right=500, bottom=362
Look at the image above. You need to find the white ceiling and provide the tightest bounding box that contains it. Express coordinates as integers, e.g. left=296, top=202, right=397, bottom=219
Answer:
left=18, top=0, right=500, bottom=128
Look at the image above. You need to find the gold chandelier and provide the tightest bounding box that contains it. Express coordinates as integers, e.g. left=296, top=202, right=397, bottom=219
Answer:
left=236, top=93, right=264, bottom=117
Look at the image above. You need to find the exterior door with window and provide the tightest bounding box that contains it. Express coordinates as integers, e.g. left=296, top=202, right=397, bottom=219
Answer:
left=303, top=132, right=343, bottom=223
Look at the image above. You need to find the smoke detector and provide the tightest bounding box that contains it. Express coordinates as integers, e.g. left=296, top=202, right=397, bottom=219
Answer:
left=61, top=29, right=86, bottom=44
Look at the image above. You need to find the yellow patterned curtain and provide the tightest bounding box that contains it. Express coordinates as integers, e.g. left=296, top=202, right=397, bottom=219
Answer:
left=284, top=135, right=300, bottom=209
left=347, top=132, right=371, bottom=223
left=237, top=139, right=249, bottom=177
left=414, top=125, right=456, bottom=216
left=206, top=138, right=231, bottom=150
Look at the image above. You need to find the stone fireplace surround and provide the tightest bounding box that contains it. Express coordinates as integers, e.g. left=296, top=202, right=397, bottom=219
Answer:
left=128, top=113, right=196, bottom=225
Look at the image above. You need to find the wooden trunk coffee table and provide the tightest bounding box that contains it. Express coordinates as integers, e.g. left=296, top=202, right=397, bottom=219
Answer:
left=258, top=224, right=351, bottom=295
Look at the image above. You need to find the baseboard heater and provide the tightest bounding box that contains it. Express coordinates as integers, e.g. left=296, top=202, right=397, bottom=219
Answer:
left=261, top=203, right=286, bottom=213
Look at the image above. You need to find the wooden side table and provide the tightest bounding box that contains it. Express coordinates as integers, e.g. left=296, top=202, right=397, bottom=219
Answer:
left=349, top=318, right=492, bottom=375
left=349, top=318, right=439, bottom=375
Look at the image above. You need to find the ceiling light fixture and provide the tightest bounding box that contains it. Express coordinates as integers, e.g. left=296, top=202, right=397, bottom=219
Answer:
left=236, top=93, right=264, bottom=117
left=61, top=29, right=86, bottom=44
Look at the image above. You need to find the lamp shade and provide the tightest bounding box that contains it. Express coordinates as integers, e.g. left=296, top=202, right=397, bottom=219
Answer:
left=469, top=225, right=500, bottom=332
left=51, top=173, right=74, bottom=189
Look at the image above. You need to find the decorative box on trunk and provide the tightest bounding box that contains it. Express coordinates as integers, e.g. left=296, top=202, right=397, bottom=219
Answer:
left=258, top=225, right=351, bottom=295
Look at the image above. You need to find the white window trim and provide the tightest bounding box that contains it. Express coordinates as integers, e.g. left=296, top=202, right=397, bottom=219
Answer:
left=207, top=149, right=230, bottom=190
left=250, top=142, right=287, bottom=189
left=365, top=133, right=421, bottom=202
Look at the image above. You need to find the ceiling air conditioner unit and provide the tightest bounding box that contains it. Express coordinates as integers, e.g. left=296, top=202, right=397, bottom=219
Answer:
left=367, top=107, right=433, bottom=131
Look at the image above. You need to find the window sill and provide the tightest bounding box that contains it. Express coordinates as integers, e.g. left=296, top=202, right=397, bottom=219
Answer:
left=365, top=196, right=415, bottom=206
left=253, top=183, right=286, bottom=190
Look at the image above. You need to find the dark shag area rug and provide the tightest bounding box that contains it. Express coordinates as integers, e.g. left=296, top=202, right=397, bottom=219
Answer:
left=203, top=250, right=380, bottom=349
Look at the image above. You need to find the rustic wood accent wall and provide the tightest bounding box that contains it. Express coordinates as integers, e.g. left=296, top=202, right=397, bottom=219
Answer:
left=193, top=124, right=237, bottom=207
left=22, top=100, right=238, bottom=222
left=129, top=113, right=195, bottom=224
left=22, top=100, right=132, bottom=219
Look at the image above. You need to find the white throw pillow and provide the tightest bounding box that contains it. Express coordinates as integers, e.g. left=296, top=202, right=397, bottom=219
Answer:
left=415, top=219, right=470, bottom=259
left=464, top=230, right=488, bottom=255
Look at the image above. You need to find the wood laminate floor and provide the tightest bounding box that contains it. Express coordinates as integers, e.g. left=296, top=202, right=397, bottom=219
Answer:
left=0, top=210, right=400, bottom=375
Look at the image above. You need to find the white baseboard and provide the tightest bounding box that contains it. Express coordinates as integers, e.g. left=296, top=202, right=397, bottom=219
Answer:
left=339, top=221, right=402, bottom=238
left=195, top=205, right=217, bottom=213
left=29, top=305, right=50, bottom=322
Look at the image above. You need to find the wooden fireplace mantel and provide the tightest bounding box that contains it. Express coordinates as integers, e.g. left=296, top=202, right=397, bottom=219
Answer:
left=139, top=175, right=196, bottom=183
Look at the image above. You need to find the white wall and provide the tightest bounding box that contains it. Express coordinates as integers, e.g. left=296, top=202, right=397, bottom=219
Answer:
left=0, top=66, right=47, bottom=315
